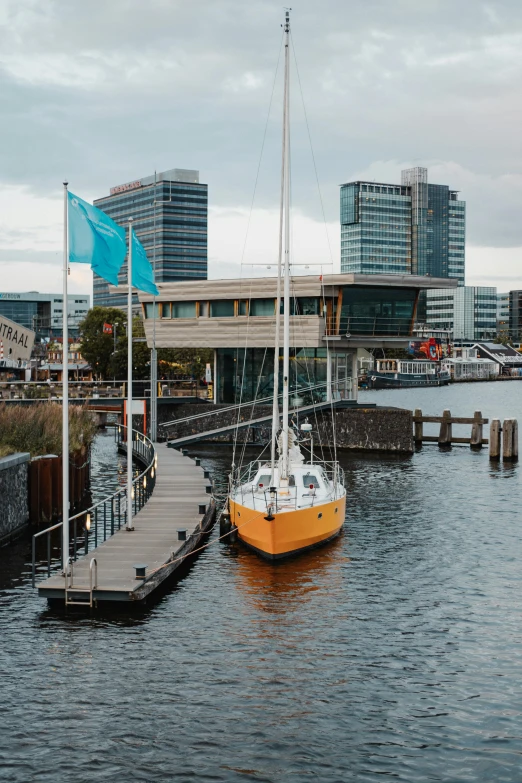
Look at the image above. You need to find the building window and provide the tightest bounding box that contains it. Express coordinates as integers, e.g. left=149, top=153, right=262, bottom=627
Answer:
left=210, top=300, right=235, bottom=317
left=250, top=298, right=275, bottom=316
left=199, top=301, right=208, bottom=317
left=144, top=303, right=160, bottom=319
left=161, top=302, right=171, bottom=318
left=293, top=297, right=320, bottom=316
left=172, top=302, right=196, bottom=318
left=238, top=300, right=248, bottom=316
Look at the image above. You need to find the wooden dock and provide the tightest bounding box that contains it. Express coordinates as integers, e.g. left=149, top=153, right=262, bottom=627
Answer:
left=37, top=443, right=215, bottom=605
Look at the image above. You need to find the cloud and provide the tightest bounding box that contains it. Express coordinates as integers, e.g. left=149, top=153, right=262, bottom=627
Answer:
left=0, top=0, right=522, bottom=296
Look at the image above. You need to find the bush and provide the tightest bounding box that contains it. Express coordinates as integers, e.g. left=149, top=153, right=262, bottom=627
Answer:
left=0, top=403, right=97, bottom=458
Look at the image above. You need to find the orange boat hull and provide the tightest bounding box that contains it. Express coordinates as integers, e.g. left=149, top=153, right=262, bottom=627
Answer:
left=229, top=495, right=346, bottom=559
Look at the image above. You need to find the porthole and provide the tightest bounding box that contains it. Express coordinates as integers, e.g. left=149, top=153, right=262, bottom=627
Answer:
left=318, top=512, right=323, bottom=519
left=334, top=507, right=338, bottom=513
left=237, top=512, right=241, bottom=518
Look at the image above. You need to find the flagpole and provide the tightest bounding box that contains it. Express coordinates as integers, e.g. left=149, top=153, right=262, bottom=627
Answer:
left=127, top=218, right=134, bottom=531
left=62, top=181, right=69, bottom=572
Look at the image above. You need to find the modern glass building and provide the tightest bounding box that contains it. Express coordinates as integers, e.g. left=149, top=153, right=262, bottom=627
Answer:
left=509, top=290, right=522, bottom=340
left=497, top=292, right=510, bottom=333
left=93, top=168, right=208, bottom=309
left=0, top=291, right=90, bottom=339
left=426, top=287, right=497, bottom=341
left=340, top=167, right=465, bottom=285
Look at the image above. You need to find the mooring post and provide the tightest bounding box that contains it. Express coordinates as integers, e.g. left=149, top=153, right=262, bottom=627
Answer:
left=414, top=408, right=423, bottom=444
left=503, top=419, right=519, bottom=462
left=438, top=409, right=452, bottom=446
left=470, top=410, right=483, bottom=449
left=489, top=419, right=501, bottom=460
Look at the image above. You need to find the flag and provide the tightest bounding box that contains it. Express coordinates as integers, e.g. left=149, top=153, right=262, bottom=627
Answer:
left=68, top=191, right=126, bottom=285
left=103, top=323, right=113, bottom=335
left=131, top=231, right=159, bottom=295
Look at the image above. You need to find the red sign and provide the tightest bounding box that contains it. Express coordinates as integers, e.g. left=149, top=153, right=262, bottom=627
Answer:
left=103, top=323, right=113, bottom=335
left=110, top=180, right=141, bottom=195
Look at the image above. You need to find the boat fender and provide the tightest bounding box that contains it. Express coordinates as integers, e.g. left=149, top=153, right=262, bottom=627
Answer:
left=229, top=524, right=238, bottom=544
left=220, top=512, right=231, bottom=536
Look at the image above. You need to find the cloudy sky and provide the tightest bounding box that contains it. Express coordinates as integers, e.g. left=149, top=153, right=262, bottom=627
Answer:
left=1, top=0, right=521, bottom=297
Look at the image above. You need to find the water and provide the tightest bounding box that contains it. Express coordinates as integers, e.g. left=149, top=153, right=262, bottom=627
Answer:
left=1, top=386, right=521, bottom=782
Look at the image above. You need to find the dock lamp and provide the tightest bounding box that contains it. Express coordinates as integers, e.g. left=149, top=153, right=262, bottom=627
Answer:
left=85, top=513, right=91, bottom=532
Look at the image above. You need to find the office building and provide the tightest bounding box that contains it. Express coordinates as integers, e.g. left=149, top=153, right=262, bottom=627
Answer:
left=426, top=286, right=497, bottom=341
left=497, top=292, right=510, bottom=333
left=0, top=291, right=90, bottom=339
left=93, top=168, right=208, bottom=309
left=136, top=271, right=456, bottom=403
left=509, top=290, right=522, bottom=340
left=340, top=167, right=465, bottom=284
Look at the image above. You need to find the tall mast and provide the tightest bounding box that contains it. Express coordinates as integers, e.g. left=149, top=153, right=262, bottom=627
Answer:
left=281, top=9, right=291, bottom=479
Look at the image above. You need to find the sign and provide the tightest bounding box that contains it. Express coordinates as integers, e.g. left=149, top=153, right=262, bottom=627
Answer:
left=110, top=180, right=142, bottom=195
left=0, top=315, right=35, bottom=361
left=205, top=362, right=212, bottom=383
left=0, top=293, right=21, bottom=300
left=103, top=322, right=113, bottom=334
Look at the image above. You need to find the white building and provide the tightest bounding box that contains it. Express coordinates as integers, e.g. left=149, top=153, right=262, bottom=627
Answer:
left=426, top=286, right=497, bottom=341
left=0, top=291, right=90, bottom=338
left=445, top=346, right=498, bottom=381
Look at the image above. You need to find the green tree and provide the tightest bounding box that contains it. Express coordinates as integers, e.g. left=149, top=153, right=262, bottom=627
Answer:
left=78, top=307, right=126, bottom=380
left=111, top=316, right=151, bottom=380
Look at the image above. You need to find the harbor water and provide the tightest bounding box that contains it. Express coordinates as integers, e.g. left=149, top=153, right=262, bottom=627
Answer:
left=1, top=383, right=521, bottom=782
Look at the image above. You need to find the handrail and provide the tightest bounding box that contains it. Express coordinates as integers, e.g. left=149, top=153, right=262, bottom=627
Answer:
left=32, top=426, right=157, bottom=587
left=159, top=380, right=332, bottom=429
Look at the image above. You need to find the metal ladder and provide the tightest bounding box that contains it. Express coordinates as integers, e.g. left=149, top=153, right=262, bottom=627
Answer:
left=64, top=557, right=98, bottom=608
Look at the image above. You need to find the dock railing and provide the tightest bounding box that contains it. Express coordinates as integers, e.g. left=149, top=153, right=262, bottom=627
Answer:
left=31, top=426, right=157, bottom=587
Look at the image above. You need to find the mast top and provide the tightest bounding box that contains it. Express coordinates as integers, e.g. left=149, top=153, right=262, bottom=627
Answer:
left=283, top=8, right=291, bottom=33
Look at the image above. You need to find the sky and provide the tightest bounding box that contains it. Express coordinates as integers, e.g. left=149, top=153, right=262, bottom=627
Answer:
left=0, top=0, right=522, bottom=298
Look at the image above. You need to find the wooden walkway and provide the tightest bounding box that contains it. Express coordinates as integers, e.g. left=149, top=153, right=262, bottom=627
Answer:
left=38, top=443, right=215, bottom=605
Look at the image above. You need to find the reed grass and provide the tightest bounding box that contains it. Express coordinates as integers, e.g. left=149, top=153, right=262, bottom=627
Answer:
left=0, top=404, right=97, bottom=458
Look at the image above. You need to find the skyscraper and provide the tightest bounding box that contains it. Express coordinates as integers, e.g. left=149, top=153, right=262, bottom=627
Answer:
left=340, top=167, right=465, bottom=284
left=93, top=169, right=208, bottom=309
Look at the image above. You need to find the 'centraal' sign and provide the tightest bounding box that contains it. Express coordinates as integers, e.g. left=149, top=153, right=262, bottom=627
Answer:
left=0, top=315, right=35, bottom=361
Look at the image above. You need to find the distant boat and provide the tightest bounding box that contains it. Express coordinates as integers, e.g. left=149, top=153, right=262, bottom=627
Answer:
left=226, top=11, right=346, bottom=560
left=366, top=358, right=451, bottom=389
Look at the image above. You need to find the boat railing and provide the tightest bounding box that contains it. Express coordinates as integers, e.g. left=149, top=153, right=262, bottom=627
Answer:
left=232, top=458, right=345, bottom=508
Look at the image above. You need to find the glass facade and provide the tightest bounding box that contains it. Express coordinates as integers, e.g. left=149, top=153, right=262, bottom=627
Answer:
left=341, top=168, right=465, bottom=286
left=339, top=286, right=417, bottom=336
left=217, top=347, right=329, bottom=404
left=426, top=287, right=497, bottom=340
left=0, top=293, right=89, bottom=338
left=93, top=171, right=208, bottom=309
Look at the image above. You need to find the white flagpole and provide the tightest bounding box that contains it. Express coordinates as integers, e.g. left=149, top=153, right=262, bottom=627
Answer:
left=62, top=181, right=69, bottom=572
left=126, top=218, right=134, bottom=530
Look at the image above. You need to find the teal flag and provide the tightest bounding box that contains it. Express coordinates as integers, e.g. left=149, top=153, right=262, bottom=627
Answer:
left=131, top=232, right=159, bottom=295
left=68, top=191, right=126, bottom=285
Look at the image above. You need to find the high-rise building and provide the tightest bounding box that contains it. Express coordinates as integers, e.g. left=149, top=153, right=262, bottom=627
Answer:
left=0, top=291, right=90, bottom=338
left=509, top=290, right=522, bottom=340
left=93, top=169, right=208, bottom=309
left=426, top=286, right=497, bottom=341
left=340, top=167, right=465, bottom=284
left=497, top=292, right=510, bottom=333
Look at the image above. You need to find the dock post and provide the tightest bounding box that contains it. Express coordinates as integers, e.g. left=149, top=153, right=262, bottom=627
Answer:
left=503, top=419, right=519, bottom=462
left=438, top=409, right=452, bottom=446
left=414, top=408, right=423, bottom=445
left=489, top=419, right=501, bottom=460
left=470, top=410, right=483, bottom=449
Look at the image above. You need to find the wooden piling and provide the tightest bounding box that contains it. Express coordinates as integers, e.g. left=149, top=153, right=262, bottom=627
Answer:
left=414, top=409, right=423, bottom=444
left=489, top=419, right=501, bottom=460
left=470, top=410, right=483, bottom=449
left=503, top=418, right=519, bottom=461
left=438, top=410, right=452, bottom=446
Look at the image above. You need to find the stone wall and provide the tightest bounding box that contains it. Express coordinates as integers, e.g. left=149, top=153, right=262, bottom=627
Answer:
left=0, top=453, right=30, bottom=544
left=160, top=402, right=413, bottom=453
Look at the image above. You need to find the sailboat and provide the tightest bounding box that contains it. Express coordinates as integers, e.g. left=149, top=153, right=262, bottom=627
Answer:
left=226, top=11, right=347, bottom=560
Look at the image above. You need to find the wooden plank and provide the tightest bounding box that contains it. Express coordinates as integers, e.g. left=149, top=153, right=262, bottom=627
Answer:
left=413, top=416, right=489, bottom=424
left=422, top=436, right=489, bottom=444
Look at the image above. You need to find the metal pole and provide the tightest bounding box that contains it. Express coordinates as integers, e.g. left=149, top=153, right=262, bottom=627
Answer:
left=281, top=10, right=291, bottom=479
left=62, top=181, right=70, bottom=572
left=150, top=171, right=158, bottom=441
left=127, top=218, right=134, bottom=530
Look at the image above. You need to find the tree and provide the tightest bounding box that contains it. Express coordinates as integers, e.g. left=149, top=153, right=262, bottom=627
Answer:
left=157, top=347, right=213, bottom=380
left=78, top=307, right=126, bottom=380
left=111, top=317, right=151, bottom=380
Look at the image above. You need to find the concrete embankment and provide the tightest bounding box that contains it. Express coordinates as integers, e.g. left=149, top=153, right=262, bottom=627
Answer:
left=159, top=402, right=413, bottom=453
left=0, top=453, right=30, bottom=544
